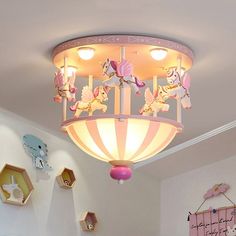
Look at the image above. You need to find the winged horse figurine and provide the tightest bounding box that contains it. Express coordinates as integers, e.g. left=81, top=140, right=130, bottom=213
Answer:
left=102, top=59, right=145, bottom=95
left=70, top=86, right=110, bottom=117
left=166, top=68, right=192, bottom=109
left=53, top=70, right=77, bottom=103
left=140, top=86, right=170, bottom=117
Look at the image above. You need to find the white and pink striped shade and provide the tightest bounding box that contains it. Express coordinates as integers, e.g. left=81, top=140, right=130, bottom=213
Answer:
left=62, top=115, right=183, bottom=164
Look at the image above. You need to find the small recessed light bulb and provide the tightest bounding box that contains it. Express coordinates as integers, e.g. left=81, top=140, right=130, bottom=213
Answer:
left=77, top=47, right=95, bottom=60
left=61, top=66, right=77, bottom=77
left=150, top=48, right=168, bottom=61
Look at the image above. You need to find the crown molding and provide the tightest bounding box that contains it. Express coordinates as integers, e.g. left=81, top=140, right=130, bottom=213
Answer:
left=135, top=120, right=236, bottom=169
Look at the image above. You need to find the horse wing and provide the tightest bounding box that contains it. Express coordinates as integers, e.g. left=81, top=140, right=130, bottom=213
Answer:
left=81, top=86, right=94, bottom=102
left=182, top=72, right=191, bottom=89
left=54, top=71, right=65, bottom=87
left=117, top=60, right=133, bottom=77
left=144, top=87, right=154, bottom=105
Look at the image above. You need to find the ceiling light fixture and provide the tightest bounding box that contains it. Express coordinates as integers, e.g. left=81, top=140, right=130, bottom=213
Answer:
left=77, top=47, right=95, bottom=60
left=150, top=48, right=168, bottom=61
left=52, top=35, right=193, bottom=184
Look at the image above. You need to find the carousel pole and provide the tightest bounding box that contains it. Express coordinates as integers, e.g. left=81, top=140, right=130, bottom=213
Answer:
left=120, top=46, right=125, bottom=115
left=153, top=75, right=158, bottom=117
left=62, top=56, right=68, bottom=122
left=153, top=75, right=158, bottom=93
left=88, top=74, right=93, bottom=90
left=120, top=46, right=131, bottom=115
left=177, top=56, right=182, bottom=123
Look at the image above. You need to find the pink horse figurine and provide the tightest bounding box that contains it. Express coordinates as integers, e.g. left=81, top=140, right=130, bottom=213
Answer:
left=53, top=70, right=77, bottom=103
left=102, top=58, right=145, bottom=95
left=166, top=68, right=191, bottom=109
left=70, top=85, right=110, bottom=117
left=139, top=86, right=170, bottom=117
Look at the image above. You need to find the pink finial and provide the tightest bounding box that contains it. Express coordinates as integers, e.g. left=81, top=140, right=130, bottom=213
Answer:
left=110, top=165, right=132, bottom=183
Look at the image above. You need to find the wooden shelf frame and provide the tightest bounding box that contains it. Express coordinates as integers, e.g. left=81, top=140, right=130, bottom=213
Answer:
left=80, top=212, right=98, bottom=231
left=0, top=164, right=34, bottom=206
left=56, top=168, right=76, bottom=189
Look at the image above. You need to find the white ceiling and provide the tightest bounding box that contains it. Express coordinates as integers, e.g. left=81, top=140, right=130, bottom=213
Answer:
left=0, top=0, right=235, bottom=176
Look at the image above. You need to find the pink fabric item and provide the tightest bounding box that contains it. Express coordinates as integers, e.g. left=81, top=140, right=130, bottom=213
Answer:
left=110, top=165, right=132, bottom=181
left=204, top=183, right=230, bottom=200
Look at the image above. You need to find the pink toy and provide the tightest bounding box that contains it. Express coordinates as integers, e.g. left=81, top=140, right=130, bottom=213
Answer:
left=140, top=86, right=170, bottom=116
left=102, top=58, right=145, bottom=95
left=70, top=85, right=109, bottom=117
left=166, top=68, right=191, bottom=109
left=204, top=183, right=230, bottom=200
left=110, top=165, right=132, bottom=183
left=54, top=70, right=77, bottom=103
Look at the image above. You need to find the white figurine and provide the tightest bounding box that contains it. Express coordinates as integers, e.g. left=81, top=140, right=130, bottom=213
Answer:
left=2, top=176, right=24, bottom=203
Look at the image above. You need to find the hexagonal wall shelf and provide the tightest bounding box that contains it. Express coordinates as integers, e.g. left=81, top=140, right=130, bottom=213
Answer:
left=56, top=168, right=76, bottom=189
left=0, top=164, right=34, bottom=206
left=80, top=212, right=98, bottom=231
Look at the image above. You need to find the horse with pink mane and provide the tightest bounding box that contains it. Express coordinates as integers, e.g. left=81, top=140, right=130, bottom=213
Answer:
left=70, top=85, right=110, bottom=117
left=166, top=68, right=192, bottom=109
left=53, top=70, right=77, bottom=103
left=102, top=58, right=145, bottom=95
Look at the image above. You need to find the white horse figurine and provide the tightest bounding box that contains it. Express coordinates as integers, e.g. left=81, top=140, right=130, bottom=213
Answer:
left=166, top=68, right=191, bottom=109
left=2, top=176, right=24, bottom=203
left=102, top=58, right=145, bottom=95
left=53, top=70, right=77, bottom=103
left=140, top=86, right=170, bottom=117
left=70, top=86, right=109, bottom=117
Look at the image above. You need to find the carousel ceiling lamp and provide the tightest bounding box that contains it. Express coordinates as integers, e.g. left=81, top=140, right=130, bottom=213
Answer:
left=77, top=47, right=95, bottom=60
left=52, top=35, right=193, bottom=183
left=150, top=48, right=168, bottom=61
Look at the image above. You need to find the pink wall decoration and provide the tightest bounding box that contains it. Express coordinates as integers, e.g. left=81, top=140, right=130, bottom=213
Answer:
left=189, top=184, right=236, bottom=236
left=190, top=206, right=236, bottom=236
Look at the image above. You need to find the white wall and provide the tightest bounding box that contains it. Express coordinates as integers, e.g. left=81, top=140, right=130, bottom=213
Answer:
left=160, top=155, right=236, bottom=236
left=0, top=108, right=160, bottom=236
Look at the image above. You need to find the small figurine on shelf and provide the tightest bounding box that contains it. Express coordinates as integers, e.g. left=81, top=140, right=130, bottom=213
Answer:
left=166, top=68, right=191, bottom=109
left=70, top=85, right=110, bottom=117
left=53, top=70, right=77, bottom=103
left=23, top=134, right=52, bottom=171
left=63, top=179, right=71, bottom=186
left=80, top=212, right=97, bottom=232
left=2, top=176, right=24, bottom=204
left=139, top=86, right=170, bottom=116
left=102, top=58, right=145, bottom=95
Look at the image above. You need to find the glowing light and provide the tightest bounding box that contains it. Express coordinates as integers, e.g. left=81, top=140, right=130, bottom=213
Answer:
left=61, top=66, right=77, bottom=77
left=77, top=47, right=95, bottom=60
left=63, top=115, right=182, bottom=163
left=150, top=48, right=168, bottom=61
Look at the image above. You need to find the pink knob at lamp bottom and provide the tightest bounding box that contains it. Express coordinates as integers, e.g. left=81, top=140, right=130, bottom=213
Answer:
left=110, top=165, right=132, bottom=182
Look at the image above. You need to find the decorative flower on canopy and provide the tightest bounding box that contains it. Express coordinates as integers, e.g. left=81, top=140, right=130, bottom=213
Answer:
left=204, top=183, right=230, bottom=200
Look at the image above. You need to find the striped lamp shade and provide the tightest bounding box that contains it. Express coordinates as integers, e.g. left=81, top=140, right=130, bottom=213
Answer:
left=63, top=115, right=183, bottom=164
